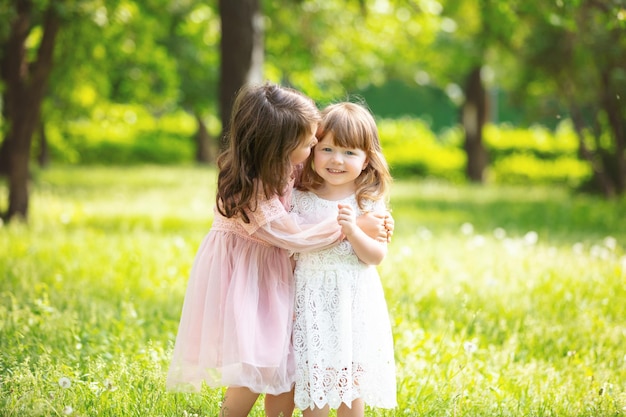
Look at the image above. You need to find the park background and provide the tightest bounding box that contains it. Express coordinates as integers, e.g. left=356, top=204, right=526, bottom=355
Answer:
left=1, top=0, right=625, bottom=416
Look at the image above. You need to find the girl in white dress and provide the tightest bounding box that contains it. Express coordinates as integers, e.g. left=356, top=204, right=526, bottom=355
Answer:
left=291, top=102, right=397, bottom=417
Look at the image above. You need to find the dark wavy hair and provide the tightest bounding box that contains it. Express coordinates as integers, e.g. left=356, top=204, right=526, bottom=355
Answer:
left=216, top=82, right=320, bottom=222
left=298, top=102, right=392, bottom=210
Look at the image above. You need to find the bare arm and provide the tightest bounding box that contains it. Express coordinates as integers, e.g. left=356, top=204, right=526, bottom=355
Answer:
left=338, top=204, right=387, bottom=265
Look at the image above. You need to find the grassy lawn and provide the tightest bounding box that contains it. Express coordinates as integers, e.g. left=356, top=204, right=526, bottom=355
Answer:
left=1, top=165, right=625, bottom=416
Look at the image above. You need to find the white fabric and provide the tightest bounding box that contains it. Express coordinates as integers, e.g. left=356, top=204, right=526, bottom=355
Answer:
left=291, top=190, right=397, bottom=410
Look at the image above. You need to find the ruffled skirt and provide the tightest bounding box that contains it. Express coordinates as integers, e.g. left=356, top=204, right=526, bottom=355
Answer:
left=167, top=230, right=295, bottom=395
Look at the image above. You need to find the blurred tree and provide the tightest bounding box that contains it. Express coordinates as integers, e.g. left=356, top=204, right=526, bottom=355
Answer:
left=0, top=0, right=62, bottom=221
left=219, top=0, right=263, bottom=149
left=159, top=2, right=220, bottom=163
left=427, top=0, right=521, bottom=183
left=511, top=0, right=626, bottom=197
left=0, top=0, right=186, bottom=221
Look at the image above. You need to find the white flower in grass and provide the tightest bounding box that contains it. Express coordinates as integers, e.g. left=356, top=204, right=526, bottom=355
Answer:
left=523, top=231, right=538, bottom=246
left=460, top=222, right=474, bottom=235
left=469, top=235, right=486, bottom=248
left=493, top=227, right=506, bottom=240
left=604, top=236, right=617, bottom=251
left=104, top=379, right=117, bottom=392
left=590, top=245, right=610, bottom=260
left=572, top=242, right=584, bottom=254
left=463, top=341, right=478, bottom=354
left=58, top=377, right=71, bottom=389
left=63, top=405, right=73, bottom=415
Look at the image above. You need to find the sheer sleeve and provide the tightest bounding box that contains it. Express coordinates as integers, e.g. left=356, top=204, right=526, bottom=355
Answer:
left=255, top=212, right=341, bottom=253
left=240, top=188, right=341, bottom=253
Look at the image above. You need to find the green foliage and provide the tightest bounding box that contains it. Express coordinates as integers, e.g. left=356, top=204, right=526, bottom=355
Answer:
left=41, top=108, right=593, bottom=189
left=378, top=117, right=590, bottom=187
left=1, top=166, right=625, bottom=416
left=378, top=118, right=465, bottom=181
left=46, top=103, right=196, bottom=165
left=484, top=121, right=592, bottom=186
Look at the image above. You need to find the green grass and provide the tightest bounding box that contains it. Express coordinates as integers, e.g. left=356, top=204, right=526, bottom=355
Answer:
left=1, top=165, right=625, bottom=416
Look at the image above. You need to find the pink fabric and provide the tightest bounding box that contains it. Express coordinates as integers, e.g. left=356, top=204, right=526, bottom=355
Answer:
left=166, top=182, right=341, bottom=394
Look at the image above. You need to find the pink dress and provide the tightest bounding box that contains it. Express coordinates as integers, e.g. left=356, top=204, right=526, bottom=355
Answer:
left=166, top=180, right=341, bottom=395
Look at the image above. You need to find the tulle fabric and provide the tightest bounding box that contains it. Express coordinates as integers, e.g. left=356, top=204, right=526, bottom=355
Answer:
left=166, top=181, right=342, bottom=395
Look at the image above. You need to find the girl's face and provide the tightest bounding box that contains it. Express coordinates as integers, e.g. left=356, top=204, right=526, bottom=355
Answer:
left=289, top=123, right=318, bottom=165
left=313, top=132, right=368, bottom=191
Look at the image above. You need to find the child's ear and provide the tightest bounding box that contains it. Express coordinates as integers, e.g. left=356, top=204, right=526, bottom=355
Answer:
left=362, top=160, right=369, bottom=171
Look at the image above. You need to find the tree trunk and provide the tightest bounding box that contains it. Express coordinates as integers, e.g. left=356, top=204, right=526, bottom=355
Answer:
left=194, top=112, right=214, bottom=164
left=600, top=69, right=625, bottom=194
left=462, top=66, right=489, bottom=183
left=218, top=0, right=263, bottom=150
left=0, top=135, right=10, bottom=177
left=569, top=103, right=615, bottom=198
left=37, top=120, right=50, bottom=168
left=0, top=1, right=60, bottom=221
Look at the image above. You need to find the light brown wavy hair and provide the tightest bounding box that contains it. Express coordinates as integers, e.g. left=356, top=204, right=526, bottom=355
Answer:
left=216, top=82, right=320, bottom=223
left=298, top=101, right=392, bottom=210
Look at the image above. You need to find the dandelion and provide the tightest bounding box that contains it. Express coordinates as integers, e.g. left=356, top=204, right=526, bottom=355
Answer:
left=104, top=379, right=117, bottom=392
left=463, top=341, right=478, bottom=354
left=523, top=231, right=538, bottom=246
left=493, top=227, right=506, bottom=240
left=63, top=406, right=73, bottom=415
left=468, top=235, right=486, bottom=248
left=460, top=222, right=474, bottom=235
left=603, top=236, right=617, bottom=251
left=58, top=377, right=71, bottom=389
left=590, top=245, right=610, bottom=260
left=572, top=242, right=584, bottom=254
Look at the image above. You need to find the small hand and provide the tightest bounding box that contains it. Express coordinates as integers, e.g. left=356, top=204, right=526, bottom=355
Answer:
left=337, top=203, right=358, bottom=237
left=384, top=212, right=394, bottom=243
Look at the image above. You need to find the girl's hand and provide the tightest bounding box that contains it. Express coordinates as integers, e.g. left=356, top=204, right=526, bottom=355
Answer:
left=356, top=211, right=392, bottom=243
left=337, top=204, right=358, bottom=236
left=384, top=212, right=394, bottom=242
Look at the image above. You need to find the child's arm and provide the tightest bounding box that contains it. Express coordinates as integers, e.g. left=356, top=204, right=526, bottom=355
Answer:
left=338, top=203, right=387, bottom=265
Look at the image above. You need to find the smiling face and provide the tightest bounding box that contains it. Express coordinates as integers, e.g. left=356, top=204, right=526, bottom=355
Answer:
left=313, top=132, right=368, bottom=197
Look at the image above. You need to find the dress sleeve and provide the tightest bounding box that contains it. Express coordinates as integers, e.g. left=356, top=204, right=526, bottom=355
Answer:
left=254, top=211, right=341, bottom=253
left=241, top=190, right=341, bottom=253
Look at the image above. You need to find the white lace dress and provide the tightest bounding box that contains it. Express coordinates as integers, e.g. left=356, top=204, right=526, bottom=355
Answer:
left=291, top=190, right=397, bottom=410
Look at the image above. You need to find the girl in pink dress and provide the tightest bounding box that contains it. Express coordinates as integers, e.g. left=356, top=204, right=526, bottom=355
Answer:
left=166, top=83, right=389, bottom=417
